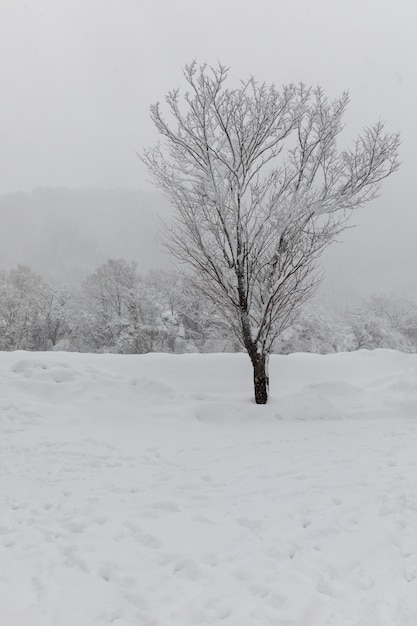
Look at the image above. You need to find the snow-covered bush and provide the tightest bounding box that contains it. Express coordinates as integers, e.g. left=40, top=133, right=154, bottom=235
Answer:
left=275, top=304, right=355, bottom=354
left=349, top=294, right=417, bottom=352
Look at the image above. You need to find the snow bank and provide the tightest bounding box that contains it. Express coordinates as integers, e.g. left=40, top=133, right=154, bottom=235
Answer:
left=1, top=349, right=417, bottom=625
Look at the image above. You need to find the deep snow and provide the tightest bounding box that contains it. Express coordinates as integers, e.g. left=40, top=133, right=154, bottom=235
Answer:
left=1, top=349, right=417, bottom=625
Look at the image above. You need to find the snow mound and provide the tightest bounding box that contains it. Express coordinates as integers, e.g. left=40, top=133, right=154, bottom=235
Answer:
left=12, top=358, right=79, bottom=382
left=129, top=375, right=176, bottom=402
left=277, top=381, right=379, bottom=420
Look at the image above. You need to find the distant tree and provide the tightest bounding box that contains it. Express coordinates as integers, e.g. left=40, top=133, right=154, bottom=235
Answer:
left=0, top=265, right=43, bottom=350
left=80, top=259, right=164, bottom=353
left=143, top=62, right=400, bottom=402
left=349, top=294, right=417, bottom=351
left=30, top=285, right=72, bottom=351
left=275, top=303, right=355, bottom=354
left=173, top=280, right=236, bottom=352
left=145, top=269, right=235, bottom=352
left=0, top=266, right=72, bottom=352
left=145, top=269, right=182, bottom=318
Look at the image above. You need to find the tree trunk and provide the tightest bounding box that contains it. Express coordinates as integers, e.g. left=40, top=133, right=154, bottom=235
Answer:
left=252, top=353, right=269, bottom=404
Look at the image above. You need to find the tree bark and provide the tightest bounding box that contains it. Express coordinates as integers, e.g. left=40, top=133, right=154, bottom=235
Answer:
left=252, top=353, right=269, bottom=404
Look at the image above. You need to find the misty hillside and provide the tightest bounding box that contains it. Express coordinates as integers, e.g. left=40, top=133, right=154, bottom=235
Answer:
left=0, top=187, right=414, bottom=304
left=0, top=188, right=172, bottom=281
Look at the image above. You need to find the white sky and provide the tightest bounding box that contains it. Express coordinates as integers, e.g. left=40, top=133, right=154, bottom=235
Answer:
left=0, top=0, right=416, bottom=297
left=0, top=0, right=414, bottom=192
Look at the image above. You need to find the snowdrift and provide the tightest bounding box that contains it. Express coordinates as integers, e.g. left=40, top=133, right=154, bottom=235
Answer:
left=1, top=349, right=417, bottom=625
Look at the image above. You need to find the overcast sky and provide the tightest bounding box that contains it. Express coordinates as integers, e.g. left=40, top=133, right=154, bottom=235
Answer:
left=1, top=0, right=416, bottom=298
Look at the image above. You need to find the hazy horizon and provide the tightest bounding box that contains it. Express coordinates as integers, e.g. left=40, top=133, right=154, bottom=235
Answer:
left=0, top=185, right=413, bottom=307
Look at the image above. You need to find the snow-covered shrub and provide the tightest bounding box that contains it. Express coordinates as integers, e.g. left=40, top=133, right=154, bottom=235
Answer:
left=275, top=304, right=355, bottom=354
left=349, top=294, right=417, bottom=352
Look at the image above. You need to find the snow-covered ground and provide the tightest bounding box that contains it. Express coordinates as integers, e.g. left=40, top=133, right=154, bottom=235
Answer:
left=2, top=349, right=417, bottom=625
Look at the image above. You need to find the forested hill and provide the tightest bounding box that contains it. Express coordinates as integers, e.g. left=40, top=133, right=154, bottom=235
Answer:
left=0, top=188, right=172, bottom=280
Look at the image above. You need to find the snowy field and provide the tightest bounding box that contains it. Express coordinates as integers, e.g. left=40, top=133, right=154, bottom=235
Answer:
left=2, top=349, right=417, bottom=625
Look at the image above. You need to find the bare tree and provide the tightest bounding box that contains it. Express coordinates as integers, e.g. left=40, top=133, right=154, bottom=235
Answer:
left=143, top=62, right=400, bottom=403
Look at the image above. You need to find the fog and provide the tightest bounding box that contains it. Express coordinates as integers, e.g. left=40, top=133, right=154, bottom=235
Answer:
left=0, top=189, right=172, bottom=280
left=0, top=0, right=416, bottom=302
